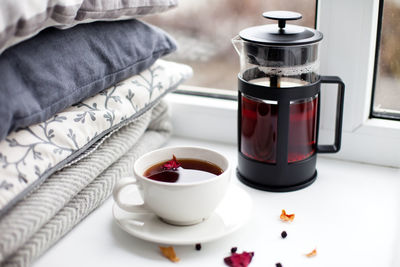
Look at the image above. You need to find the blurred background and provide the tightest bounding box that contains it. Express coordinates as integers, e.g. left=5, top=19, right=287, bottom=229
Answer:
left=145, top=0, right=316, bottom=90
left=374, top=0, right=400, bottom=117
left=145, top=0, right=400, bottom=117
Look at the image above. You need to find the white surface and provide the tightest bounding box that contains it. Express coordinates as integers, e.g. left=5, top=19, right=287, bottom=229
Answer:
left=33, top=137, right=400, bottom=267
left=113, top=184, right=252, bottom=245
left=165, top=93, right=237, bottom=144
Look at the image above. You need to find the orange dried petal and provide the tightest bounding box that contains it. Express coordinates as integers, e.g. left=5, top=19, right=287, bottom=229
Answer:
left=160, top=246, right=180, bottom=262
left=280, top=209, right=295, bottom=222
left=305, top=248, right=317, bottom=257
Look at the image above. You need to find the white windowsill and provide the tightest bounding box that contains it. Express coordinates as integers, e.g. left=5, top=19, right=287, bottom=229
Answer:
left=33, top=135, right=400, bottom=267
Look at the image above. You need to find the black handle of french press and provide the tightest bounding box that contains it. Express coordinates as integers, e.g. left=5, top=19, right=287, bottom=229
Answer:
left=317, top=76, right=345, bottom=153
left=262, top=11, right=302, bottom=29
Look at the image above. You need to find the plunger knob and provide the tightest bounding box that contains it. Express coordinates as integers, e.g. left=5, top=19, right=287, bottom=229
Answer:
left=263, top=11, right=302, bottom=30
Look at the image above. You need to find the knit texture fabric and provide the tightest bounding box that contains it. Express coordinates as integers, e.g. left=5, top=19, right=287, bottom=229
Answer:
left=0, top=100, right=172, bottom=266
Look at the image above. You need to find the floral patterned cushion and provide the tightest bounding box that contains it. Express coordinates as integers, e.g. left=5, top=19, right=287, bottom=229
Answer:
left=0, top=60, right=192, bottom=216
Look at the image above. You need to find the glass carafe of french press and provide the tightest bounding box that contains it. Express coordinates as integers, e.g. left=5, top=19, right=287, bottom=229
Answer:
left=232, top=11, right=345, bottom=191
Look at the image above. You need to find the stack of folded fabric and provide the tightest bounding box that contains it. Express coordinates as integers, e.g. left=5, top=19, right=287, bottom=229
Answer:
left=0, top=1, right=192, bottom=266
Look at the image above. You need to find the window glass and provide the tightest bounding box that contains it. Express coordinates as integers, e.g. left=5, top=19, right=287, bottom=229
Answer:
left=372, top=0, right=400, bottom=120
left=144, top=0, right=316, bottom=91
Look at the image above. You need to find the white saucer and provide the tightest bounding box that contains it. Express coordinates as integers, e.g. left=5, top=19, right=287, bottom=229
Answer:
left=112, top=183, right=252, bottom=245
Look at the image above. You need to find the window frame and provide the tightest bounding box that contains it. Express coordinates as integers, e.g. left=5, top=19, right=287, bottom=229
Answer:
left=167, top=0, right=400, bottom=168
left=317, top=0, right=400, bottom=167
left=370, top=0, right=400, bottom=121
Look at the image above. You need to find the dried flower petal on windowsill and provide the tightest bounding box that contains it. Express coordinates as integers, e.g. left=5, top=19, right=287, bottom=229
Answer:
left=163, top=155, right=181, bottom=170
left=224, top=250, right=254, bottom=267
left=159, top=246, right=180, bottom=262
left=280, top=209, right=295, bottom=222
left=305, top=248, right=317, bottom=257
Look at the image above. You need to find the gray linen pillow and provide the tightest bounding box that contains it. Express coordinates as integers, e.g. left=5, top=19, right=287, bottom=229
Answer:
left=0, top=19, right=177, bottom=141
left=0, top=0, right=178, bottom=53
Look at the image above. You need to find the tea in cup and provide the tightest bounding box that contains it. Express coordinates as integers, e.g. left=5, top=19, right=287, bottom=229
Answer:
left=112, top=146, right=231, bottom=226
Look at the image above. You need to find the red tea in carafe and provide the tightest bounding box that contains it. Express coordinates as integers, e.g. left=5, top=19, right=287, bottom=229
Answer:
left=240, top=82, right=318, bottom=164
left=287, top=96, right=318, bottom=162
left=240, top=95, right=278, bottom=163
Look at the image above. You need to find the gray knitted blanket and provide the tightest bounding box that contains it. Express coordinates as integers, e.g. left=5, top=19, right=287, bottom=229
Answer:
left=0, top=100, right=172, bottom=267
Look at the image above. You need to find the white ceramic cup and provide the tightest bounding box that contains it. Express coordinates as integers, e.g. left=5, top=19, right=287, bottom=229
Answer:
left=113, top=146, right=231, bottom=226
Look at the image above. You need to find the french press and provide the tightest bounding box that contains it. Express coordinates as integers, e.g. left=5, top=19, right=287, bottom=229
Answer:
left=232, top=11, right=345, bottom=192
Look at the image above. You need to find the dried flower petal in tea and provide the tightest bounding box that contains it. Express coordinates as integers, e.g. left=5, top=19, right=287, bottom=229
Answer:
left=162, top=155, right=181, bottom=170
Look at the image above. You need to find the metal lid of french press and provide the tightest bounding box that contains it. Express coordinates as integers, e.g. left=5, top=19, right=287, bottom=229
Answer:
left=239, top=11, right=323, bottom=45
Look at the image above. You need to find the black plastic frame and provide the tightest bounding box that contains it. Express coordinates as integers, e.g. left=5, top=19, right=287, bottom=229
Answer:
left=237, top=75, right=344, bottom=192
